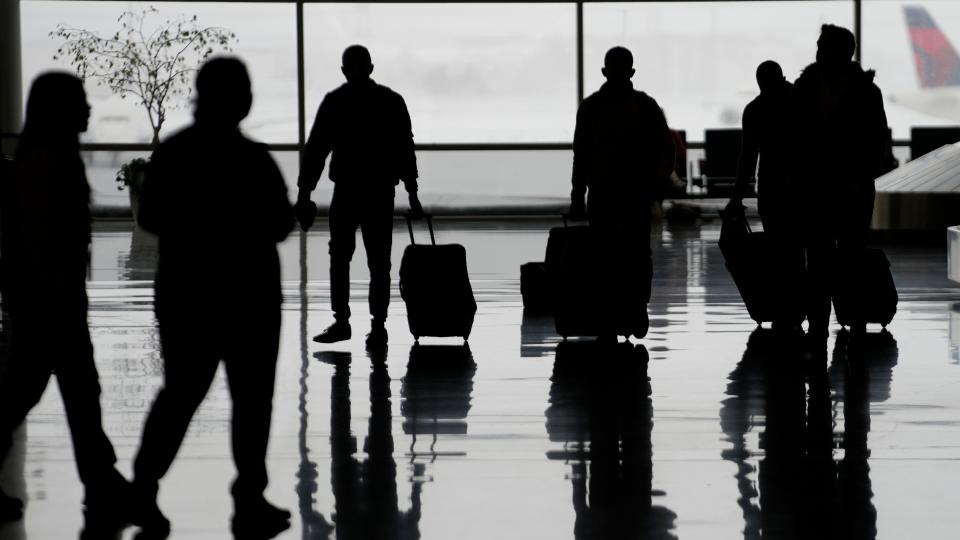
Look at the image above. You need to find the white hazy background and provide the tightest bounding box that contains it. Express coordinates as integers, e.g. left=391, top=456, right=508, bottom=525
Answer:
left=17, top=0, right=960, bottom=208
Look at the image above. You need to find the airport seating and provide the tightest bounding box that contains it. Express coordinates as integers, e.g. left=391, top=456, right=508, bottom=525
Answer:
left=672, top=129, right=688, bottom=181
left=697, top=128, right=748, bottom=197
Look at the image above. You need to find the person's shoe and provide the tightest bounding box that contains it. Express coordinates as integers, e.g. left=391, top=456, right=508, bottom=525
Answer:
left=129, top=492, right=170, bottom=539
left=0, top=488, right=23, bottom=522
left=80, top=507, right=129, bottom=540
left=365, top=324, right=388, bottom=349
left=82, top=473, right=133, bottom=532
left=313, top=320, right=351, bottom=344
left=232, top=498, right=291, bottom=539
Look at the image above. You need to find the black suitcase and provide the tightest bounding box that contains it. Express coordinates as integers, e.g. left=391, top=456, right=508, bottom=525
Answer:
left=399, top=214, right=477, bottom=341
left=718, top=206, right=806, bottom=326
left=520, top=261, right=550, bottom=313
left=833, top=248, right=897, bottom=328
left=545, top=217, right=649, bottom=339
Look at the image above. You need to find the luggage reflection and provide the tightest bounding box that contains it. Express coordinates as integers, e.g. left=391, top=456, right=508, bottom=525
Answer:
left=401, top=344, right=476, bottom=462
left=519, top=311, right=557, bottom=359
left=544, top=341, right=676, bottom=539
left=720, top=328, right=897, bottom=539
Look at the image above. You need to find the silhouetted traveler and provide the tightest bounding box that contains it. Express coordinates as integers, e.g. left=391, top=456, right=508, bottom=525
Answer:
left=790, top=25, right=889, bottom=339
left=0, top=72, right=129, bottom=525
left=570, top=46, right=674, bottom=311
left=728, top=60, right=795, bottom=236
left=296, top=45, right=423, bottom=348
left=130, top=57, right=294, bottom=538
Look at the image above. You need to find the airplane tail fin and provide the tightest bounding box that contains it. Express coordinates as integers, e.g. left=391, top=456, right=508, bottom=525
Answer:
left=905, top=6, right=960, bottom=88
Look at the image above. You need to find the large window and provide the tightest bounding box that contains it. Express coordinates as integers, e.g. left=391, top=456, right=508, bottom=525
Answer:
left=863, top=0, right=960, bottom=139
left=304, top=3, right=578, bottom=143
left=20, top=1, right=299, bottom=144
left=16, top=1, right=915, bottom=209
left=584, top=1, right=854, bottom=141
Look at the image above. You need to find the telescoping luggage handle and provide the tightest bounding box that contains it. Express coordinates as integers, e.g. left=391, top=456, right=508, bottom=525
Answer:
left=719, top=203, right=753, bottom=235
left=405, top=212, right=436, bottom=245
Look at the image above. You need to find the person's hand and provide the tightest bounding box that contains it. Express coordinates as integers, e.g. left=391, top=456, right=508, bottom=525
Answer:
left=569, top=198, right=587, bottom=221
left=408, top=192, right=425, bottom=219
left=724, top=197, right=744, bottom=214
left=295, top=198, right=317, bottom=231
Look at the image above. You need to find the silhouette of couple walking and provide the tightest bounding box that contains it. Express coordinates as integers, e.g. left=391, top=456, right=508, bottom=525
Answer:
left=726, top=24, right=890, bottom=338
left=0, top=42, right=431, bottom=537
left=0, top=58, right=294, bottom=538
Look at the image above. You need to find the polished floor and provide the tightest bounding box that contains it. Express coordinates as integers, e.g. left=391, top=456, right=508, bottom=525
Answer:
left=1, top=217, right=959, bottom=539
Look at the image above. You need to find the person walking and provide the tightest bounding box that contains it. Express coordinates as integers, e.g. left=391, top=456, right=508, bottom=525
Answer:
left=0, top=72, right=129, bottom=526
left=570, top=46, right=675, bottom=337
left=130, top=57, right=294, bottom=538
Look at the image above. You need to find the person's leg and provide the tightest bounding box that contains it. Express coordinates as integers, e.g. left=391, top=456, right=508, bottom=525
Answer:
left=805, top=233, right=835, bottom=340
left=132, top=310, right=220, bottom=528
left=223, top=310, right=279, bottom=503
left=317, top=189, right=360, bottom=342
left=223, top=308, right=290, bottom=535
left=360, top=192, right=395, bottom=337
left=0, top=313, right=55, bottom=519
left=52, top=307, right=126, bottom=504
left=611, top=203, right=652, bottom=339
left=835, top=186, right=875, bottom=334
left=329, top=190, right=360, bottom=324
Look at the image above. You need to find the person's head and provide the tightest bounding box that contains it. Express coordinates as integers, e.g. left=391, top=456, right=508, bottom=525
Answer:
left=342, top=45, right=374, bottom=83
left=23, top=71, right=90, bottom=137
left=601, top=46, right=635, bottom=82
left=756, top=60, right=786, bottom=94
left=816, top=24, right=856, bottom=68
left=194, top=56, right=252, bottom=126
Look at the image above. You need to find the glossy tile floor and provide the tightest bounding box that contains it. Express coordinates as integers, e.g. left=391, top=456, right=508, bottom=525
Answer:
left=1, top=217, right=960, bottom=540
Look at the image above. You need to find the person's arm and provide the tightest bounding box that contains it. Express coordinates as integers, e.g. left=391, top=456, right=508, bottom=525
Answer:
left=295, top=95, right=333, bottom=229
left=298, top=95, right=334, bottom=199
left=731, top=102, right=759, bottom=203
left=868, top=84, right=890, bottom=181
left=396, top=95, right=423, bottom=216
left=570, top=102, right=588, bottom=218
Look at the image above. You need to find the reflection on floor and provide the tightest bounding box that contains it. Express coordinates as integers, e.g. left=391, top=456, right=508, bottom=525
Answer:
left=1, top=218, right=960, bottom=539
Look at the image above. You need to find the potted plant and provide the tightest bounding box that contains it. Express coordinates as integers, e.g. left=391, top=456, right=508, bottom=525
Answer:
left=115, top=157, right=149, bottom=218
left=52, top=6, right=236, bottom=218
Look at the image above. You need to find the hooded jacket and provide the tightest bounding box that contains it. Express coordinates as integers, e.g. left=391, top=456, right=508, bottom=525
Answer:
left=789, top=61, right=889, bottom=191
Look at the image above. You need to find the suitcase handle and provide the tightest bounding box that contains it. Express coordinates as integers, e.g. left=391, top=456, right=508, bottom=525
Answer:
left=719, top=204, right=752, bottom=235
left=405, top=212, right=436, bottom=245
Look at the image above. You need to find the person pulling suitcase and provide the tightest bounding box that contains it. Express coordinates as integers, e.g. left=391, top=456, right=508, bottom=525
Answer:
left=567, top=46, right=675, bottom=340
left=295, top=44, right=424, bottom=348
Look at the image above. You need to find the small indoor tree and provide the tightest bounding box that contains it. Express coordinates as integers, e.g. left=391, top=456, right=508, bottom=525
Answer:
left=51, top=6, right=236, bottom=208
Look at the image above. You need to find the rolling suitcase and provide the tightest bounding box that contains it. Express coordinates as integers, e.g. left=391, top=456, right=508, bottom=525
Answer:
left=545, top=216, right=649, bottom=339
left=833, top=248, right=897, bottom=328
left=399, top=214, right=477, bottom=341
left=718, top=205, right=806, bottom=326
left=520, top=261, right=550, bottom=313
